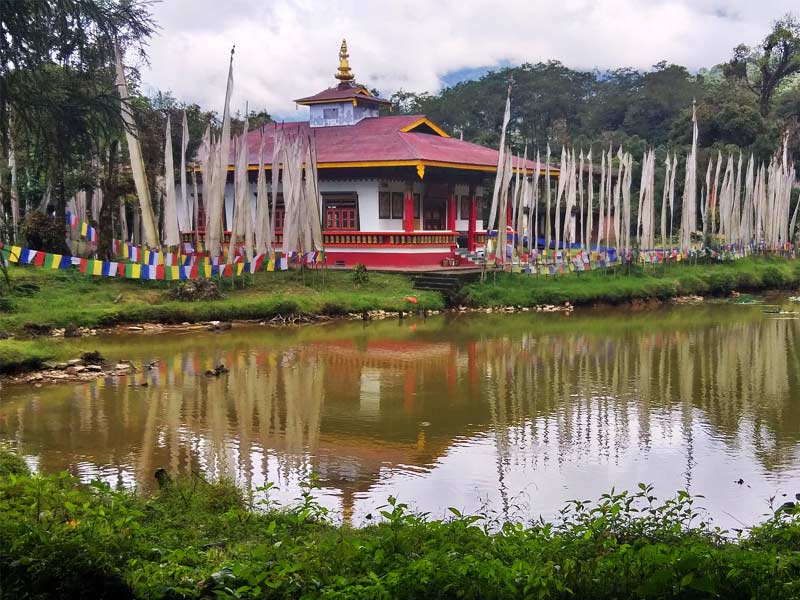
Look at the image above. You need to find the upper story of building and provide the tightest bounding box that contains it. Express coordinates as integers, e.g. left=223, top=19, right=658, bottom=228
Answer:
left=293, top=40, right=391, bottom=128
left=225, top=40, right=553, bottom=181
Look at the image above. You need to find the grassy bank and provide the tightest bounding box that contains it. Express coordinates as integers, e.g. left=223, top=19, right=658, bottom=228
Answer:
left=2, top=257, right=799, bottom=372
left=0, top=268, right=443, bottom=333
left=1, top=451, right=799, bottom=599
left=0, top=339, right=78, bottom=374
left=0, top=267, right=443, bottom=371
left=463, top=255, right=800, bottom=307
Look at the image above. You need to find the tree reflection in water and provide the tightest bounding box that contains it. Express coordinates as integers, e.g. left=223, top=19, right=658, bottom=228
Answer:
left=1, top=304, right=799, bottom=527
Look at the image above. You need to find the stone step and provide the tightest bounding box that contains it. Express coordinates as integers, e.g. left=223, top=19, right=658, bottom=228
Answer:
left=411, top=271, right=481, bottom=295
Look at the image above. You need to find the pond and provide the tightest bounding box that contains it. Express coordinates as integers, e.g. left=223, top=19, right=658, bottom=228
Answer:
left=2, top=297, right=800, bottom=529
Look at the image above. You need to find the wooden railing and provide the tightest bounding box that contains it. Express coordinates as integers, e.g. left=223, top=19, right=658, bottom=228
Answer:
left=324, top=231, right=456, bottom=246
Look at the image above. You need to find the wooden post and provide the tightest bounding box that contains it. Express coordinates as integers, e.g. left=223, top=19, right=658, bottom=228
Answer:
left=467, top=184, right=477, bottom=252
left=447, top=186, right=457, bottom=231
left=403, top=182, right=414, bottom=233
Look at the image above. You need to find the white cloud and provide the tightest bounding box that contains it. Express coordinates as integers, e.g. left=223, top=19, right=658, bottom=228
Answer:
left=139, top=0, right=797, bottom=119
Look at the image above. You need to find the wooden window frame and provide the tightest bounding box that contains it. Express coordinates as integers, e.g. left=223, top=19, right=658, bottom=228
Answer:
left=390, top=192, right=404, bottom=219
left=459, top=195, right=470, bottom=220
left=323, top=192, right=359, bottom=231
left=379, top=191, right=391, bottom=219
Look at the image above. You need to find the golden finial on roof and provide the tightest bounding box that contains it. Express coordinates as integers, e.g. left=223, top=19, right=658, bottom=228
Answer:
left=335, top=39, right=354, bottom=83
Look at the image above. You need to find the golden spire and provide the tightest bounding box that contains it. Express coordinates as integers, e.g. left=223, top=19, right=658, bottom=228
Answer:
left=335, top=39, right=355, bottom=83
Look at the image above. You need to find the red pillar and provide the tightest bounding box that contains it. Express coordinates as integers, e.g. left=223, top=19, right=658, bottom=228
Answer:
left=403, top=368, right=415, bottom=413
left=468, top=341, right=478, bottom=392
left=467, top=184, right=477, bottom=252
left=447, top=346, right=457, bottom=400
left=447, top=187, right=457, bottom=231
left=403, top=184, right=414, bottom=232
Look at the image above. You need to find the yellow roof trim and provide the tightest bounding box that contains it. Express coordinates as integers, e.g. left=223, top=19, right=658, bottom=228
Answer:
left=399, top=118, right=450, bottom=138
left=295, top=98, right=352, bottom=106
left=295, top=96, right=387, bottom=106
left=295, top=86, right=382, bottom=106
left=206, top=159, right=558, bottom=176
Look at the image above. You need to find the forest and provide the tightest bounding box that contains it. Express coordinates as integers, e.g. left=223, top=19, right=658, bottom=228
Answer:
left=389, top=17, right=800, bottom=167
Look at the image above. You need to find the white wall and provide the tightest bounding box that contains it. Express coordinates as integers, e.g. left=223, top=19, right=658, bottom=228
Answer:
left=309, top=102, right=379, bottom=127
left=177, top=178, right=485, bottom=233
left=371, top=179, right=425, bottom=231
left=319, top=179, right=380, bottom=230
left=454, top=184, right=484, bottom=231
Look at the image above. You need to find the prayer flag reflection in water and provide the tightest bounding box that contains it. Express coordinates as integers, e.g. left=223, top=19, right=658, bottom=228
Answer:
left=2, top=300, right=800, bottom=530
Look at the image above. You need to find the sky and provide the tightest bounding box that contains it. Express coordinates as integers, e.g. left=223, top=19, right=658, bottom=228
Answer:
left=138, top=0, right=797, bottom=120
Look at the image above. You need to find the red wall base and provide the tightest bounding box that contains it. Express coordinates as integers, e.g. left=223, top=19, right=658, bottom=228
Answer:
left=325, top=248, right=455, bottom=269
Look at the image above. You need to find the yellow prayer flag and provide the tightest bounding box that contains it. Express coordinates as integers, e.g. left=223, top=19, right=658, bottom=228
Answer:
left=92, top=260, right=103, bottom=276
left=131, top=263, right=142, bottom=279
left=9, top=246, right=21, bottom=263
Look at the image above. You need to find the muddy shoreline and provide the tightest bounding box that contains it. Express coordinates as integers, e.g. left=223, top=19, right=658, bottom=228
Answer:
left=1, top=297, right=704, bottom=384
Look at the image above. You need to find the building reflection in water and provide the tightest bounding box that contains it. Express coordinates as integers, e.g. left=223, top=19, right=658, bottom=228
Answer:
left=1, top=306, right=799, bottom=528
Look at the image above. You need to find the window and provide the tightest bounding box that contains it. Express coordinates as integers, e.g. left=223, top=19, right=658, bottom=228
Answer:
left=379, top=192, right=391, bottom=219
left=459, top=195, right=471, bottom=220
left=391, top=192, right=404, bottom=219
left=196, top=193, right=206, bottom=230
left=323, top=107, right=338, bottom=120
left=274, top=197, right=285, bottom=232
left=413, top=193, right=421, bottom=219
left=323, top=193, right=358, bottom=231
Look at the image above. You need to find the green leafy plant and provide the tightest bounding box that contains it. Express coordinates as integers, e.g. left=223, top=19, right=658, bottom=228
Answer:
left=20, top=212, right=71, bottom=254
left=352, top=263, right=369, bottom=285
left=2, top=461, right=800, bottom=600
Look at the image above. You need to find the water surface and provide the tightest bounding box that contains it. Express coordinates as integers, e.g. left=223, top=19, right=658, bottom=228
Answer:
left=2, top=299, right=800, bottom=529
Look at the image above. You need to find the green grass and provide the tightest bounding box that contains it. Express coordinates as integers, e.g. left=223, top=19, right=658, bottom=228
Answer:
left=463, top=256, right=800, bottom=307
left=0, top=267, right=445, bottom=372
left=1, top=449, right=800, bottom=599
left=0, top=339, right=78, bottom=373
left=0, top=267, right=443, bottom=332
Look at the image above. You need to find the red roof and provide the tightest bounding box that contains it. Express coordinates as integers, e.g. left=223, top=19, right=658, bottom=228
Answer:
left=231, top=115, right=553, bottom=174
left=294, top=84, right=390, bottom=106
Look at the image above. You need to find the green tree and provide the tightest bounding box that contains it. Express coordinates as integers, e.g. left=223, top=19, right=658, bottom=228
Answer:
left=0, top=0, right=155, bottom=239
left=724, top=15, right=800, bottom=116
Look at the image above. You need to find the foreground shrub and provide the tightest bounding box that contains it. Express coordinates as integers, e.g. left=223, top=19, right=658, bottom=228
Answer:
left=167, top=280, right=223, bottom=302
left=0, top=447, right=29, bottom=476
left=320, top=301, right=348, bottom=316
left=1, top=463, right=800, bottom=599
left=21, top=212, right=71, bottom=254
left=352, top=263, right=369, bottom=285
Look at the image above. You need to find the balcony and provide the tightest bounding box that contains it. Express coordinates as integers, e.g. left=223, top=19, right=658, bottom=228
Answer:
left=181, top=230, right=457, bottom=249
